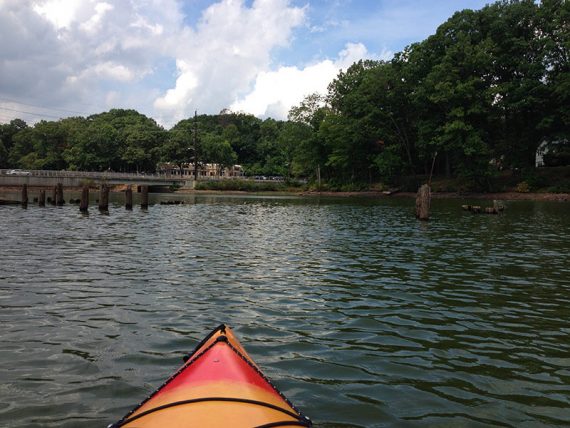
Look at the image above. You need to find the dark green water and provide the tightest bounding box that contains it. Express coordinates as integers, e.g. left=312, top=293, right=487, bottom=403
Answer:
left=0, top=194, right=569, bottom=427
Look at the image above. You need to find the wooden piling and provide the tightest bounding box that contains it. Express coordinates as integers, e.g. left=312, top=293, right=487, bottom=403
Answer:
left=125, top=185, right=133, bottom=210
left=39, top=190, right=46, bottom=207
left=415, top=184, right=431, bottom=221
left=80, top=186, right=89, bottom=212
left=21, top=184, right=28, bottom=207
left=141, top=185, right=149, bottom=209
left=51, top=186, right=57, bottom=205
left=99, top=184, right=109, bottom=211
left=56, top=183, right=64, bottom=206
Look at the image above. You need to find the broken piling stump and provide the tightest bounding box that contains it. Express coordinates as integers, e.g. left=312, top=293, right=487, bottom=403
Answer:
left=99, top=184, right=109, bottom=211
left=38, top=190, right=46, bottom=207
left=80, top=186, right=89, bottom=212
left=125, top=186, right=133, bottom=210
left=415, top=184, right=431, bottom=221
left=21, top=184, right=28, bottom=207
left=56, top=183, right=64, bottom=206
left=141, top=185, right=149, bottom=209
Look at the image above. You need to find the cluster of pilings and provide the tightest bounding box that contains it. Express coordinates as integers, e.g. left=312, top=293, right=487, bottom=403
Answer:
left=462, top=200, right=505, bottom=214
left=19, top=184, right=149, bottom=211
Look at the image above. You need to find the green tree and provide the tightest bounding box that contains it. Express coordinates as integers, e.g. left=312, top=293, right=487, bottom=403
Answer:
left=287, top=93, right=331, bottom=181
left=1, top=119, right=28, bottom=168
left=201, top=133, right=237, bottom=174
left=411, top=9, right=494, bottom=183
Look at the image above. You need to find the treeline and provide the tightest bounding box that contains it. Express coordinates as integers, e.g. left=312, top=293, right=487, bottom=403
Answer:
left=1, top=0, right=568, bottom=190
left=302, top=0, right=569, bottom=188
left=0, top=109, right=303, bottom=177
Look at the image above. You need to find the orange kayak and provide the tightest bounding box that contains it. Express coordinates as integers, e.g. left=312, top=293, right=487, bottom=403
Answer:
left=110, top=324, right=312, bottom=427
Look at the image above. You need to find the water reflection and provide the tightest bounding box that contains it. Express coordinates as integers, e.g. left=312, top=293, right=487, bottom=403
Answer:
left=0, top=196, right=569, bottom=427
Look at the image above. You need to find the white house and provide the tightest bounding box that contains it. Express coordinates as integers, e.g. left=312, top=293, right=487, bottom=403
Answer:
left=536, top=140, right=567, bottom=167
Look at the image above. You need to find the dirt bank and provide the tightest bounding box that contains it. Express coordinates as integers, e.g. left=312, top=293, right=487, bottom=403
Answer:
left=299, top=190, right=570, bottom=202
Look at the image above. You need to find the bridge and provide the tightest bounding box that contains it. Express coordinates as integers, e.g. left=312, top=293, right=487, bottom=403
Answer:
left=0, top=169, right=189, bottom=189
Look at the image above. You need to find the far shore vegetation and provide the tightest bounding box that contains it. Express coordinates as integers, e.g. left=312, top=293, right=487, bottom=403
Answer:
left=1, top=1, right=568, bottom=194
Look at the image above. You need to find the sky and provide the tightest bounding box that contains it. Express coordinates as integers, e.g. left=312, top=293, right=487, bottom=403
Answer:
left=0, top=0, right=491, bottom=128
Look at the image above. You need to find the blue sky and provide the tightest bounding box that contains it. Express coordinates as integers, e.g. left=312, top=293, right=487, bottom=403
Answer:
left=0, top=0, right=491, bottom=127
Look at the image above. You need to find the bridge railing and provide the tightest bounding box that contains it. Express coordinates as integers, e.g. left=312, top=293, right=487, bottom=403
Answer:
left=0, top=169, right=185, bottom=181
left=0, top=169, right=291, bottom=183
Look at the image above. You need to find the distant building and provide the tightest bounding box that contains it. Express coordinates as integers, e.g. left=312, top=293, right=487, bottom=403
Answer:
left=158, top=162, right=244, bottom=178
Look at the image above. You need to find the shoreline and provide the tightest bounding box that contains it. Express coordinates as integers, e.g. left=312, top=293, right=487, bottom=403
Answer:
left=1, top=186, right=568, bottom=202
left=298, top=190, right=570, bottom=202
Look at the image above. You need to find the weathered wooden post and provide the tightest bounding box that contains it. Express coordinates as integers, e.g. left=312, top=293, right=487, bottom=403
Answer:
left=56, top=183, right=64, bottom=206
left=51, top=186, right=57, bottom=205
left=39, top=190, right=46, bottom=207
left=493, top=200, right=504, bottom=213
left=125, top=185, right=133, bottom=210
left=21, top=184, right=28, bottom=207
left=141, top=185, right=149, bottom=209
left=99, top=184, right=109, bottom=211
left=80, top=186, right=89, bottom=212
left=415, top=184, right=431, bottom=221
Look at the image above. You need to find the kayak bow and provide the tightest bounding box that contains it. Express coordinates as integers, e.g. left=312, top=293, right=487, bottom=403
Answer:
left=110, top=324, right=312, bottom=428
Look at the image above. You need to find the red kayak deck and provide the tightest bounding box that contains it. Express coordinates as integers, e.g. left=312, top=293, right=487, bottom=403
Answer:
left=110, top=324, right=311, bottom=428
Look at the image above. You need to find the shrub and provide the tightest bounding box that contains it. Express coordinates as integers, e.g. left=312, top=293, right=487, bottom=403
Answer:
left=195, top=179, right=285, bottom=192
left=515, top=181, right=530, bottom=193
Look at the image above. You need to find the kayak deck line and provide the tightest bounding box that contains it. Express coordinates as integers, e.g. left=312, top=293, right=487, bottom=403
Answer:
left=115, top=398, right=309, bottom=427
left=110, top=324, right=312, bottom=428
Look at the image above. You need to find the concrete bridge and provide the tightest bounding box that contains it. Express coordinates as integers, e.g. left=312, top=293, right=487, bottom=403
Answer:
left=0, top=169, right=189, bottom=189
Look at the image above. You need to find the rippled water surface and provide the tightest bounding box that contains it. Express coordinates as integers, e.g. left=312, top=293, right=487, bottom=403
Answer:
left=1, top=194, right=569, bottom=427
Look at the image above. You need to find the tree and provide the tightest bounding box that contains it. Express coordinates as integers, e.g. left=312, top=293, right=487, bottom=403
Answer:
left=201, top=133, right=237, bottom=174
left=64, top=122, right=119, bottom=170
left=277, top=121, right=313, bottom=178
left=162, top=128, right=192, bottom=175
left=1, top=119, right=28, bottom=168
left=287, top=93, right=331, bottom=181
left=482, top=1, right=547, bottom=170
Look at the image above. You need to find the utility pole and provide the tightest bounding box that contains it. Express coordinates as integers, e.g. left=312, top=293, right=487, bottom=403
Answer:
left=193, top=110, right=199, bottom=181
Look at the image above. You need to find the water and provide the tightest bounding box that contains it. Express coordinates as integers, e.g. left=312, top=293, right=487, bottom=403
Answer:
left=0, top=194, right=569, bottom=427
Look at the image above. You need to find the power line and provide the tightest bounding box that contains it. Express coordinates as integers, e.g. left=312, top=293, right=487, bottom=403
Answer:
left=0, top=106, right=62, bottom=119
left=0, top=97, right=90, bottom=116
left=0, top=113, right=22, bottom=122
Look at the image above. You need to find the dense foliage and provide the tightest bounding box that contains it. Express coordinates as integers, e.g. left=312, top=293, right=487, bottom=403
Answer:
left=1, top=0, right=568, bottom=190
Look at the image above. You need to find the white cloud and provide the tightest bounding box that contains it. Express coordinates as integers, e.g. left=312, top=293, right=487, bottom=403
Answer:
left=1, top=0, right=185, bottom=119
left=80, top=2, right=114, bottom=34
left=230, top=42, right=381, bottom=119
left=153, top=0, right=306, bottom=125
left=32, top=0, right=83, bottom=30
left=0, top=0, right=385, bottom=127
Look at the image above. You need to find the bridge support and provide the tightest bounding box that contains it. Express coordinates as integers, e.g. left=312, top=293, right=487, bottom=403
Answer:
left=56, top=183, right=64, bottom=206
left=80, top=186, right=89, bottom=212
left=99, top=184, right=109, bottom=211
left=21, top=184, right=28, bottom=208
left=125, top=186, right=133, bottom=210
left=141, top=185, right=149, bottom=209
